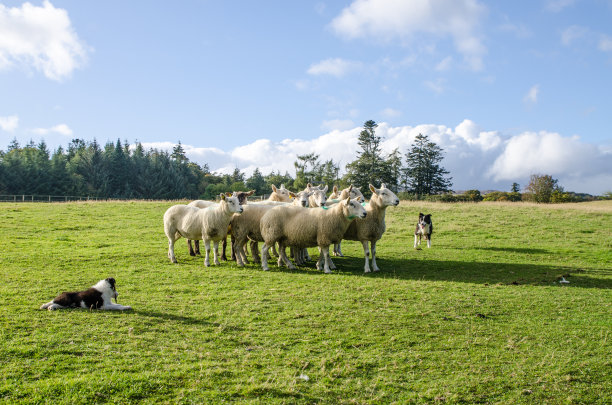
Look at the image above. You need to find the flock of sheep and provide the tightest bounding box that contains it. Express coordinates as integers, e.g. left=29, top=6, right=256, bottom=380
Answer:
left=163, top=183, right=400, bottom=273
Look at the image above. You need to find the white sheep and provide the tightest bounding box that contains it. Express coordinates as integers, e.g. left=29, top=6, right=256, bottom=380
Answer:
left=307, top=184, right=328, bottom=208
left=163, top=194, right=243, bottom=266
left=259, top=197, right=367, bottom=273
left=341, top=184, right=399, bottom=273
left=329, top=185, right=365, bottom=203
left=232, top=192, right=312, bottom=266
left=268, top=184, right=294, bottom=202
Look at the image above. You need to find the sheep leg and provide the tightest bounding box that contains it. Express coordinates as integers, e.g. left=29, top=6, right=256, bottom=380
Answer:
left=304, top=248, right=311, bottom=261
left=220, top=237, right=228, bottom=261
left=278, top=243, right=296, bottom=270
left=261, top=243, right=270, bottom=271
left=167, top=237, right=178, bottom=263
left=326, top=253, right=336, bottom=270
left=271, top=243, right=279, bottom=258
left=321, top=246, right=332, bottom=274
left=316, top=248, right=324, bottom=271
left=194, top=240, right=200, bottom=255
left=204, top=240, right=211, bottom=267
left=250, top=240, right=261, bottom=263
left=213, top=241, right=220, bottom=265
left=333, top=242, right=344, bottom=257
left=188, top=240, right=196, bottom=256
left=371, top=241, right=380, bottom=272
left=235, top=240, right=247, bottom=267
left=362, top=240, right=371, bottom=273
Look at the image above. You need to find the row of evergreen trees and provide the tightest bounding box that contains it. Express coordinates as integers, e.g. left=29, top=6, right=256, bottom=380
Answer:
left=0, top=120, right=453, bottom=199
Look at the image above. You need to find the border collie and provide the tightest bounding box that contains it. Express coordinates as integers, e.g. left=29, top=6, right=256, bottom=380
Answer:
left=40, top=278, right=132, bottom=311
left=414, top=213, right=433, bottom=248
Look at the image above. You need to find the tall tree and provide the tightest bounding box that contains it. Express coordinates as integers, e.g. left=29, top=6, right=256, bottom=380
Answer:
left=294, top=153, right=320, bottom=190
left=525, top=174, right=560, bottom=203
left=344, top=120, right=388, bottom=194
left=246, top=167, right=267, bottom=196
left=403, top=133, right=452, bottom=197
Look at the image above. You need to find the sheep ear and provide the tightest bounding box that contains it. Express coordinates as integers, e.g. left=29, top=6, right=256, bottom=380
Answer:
left=225, top=192, right=232, bottom=197
left=333, top=185, right=338, bottom=193
left=220, top=193, right=226, bottom=200
left=289, top=192, right=297, bottom=198
left=247, top=190, right=255, bottom=196
left=322, top=185, right=328, bottom=193
left=271, top=185, right=277, bottom=193
left=348, top=185, right=353, bottom=192
left=369, top=184, right=377, bottom=195
left=344, top=196, right=350, bottom=205
left=280, top=184, right=285, bottom=189
left=381, top=183, right=386, bottom=189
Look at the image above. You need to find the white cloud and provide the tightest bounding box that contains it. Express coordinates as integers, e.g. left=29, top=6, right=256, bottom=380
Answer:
left=435, top=56, right=453, bottom=71
left=545, top=0, right=576, bottom=13
left=599, top=35, right=612, bottom=52
left=380, top=108, right=402, bottom=118
left=32, top=124, right=73, bottom=136
left=561, top=25, right=588, bottom=46
left=321, top=119, right=355, bottom=132
left=307, top=58, right=362, bottom=77
left=488, top=131, right=612, bottom=183
left=424, top=78, right=445, bottom=94
left=141, top=121, right=612, bottom=195
left=0, top=0, right=88, bottom=80
left=524, top=84, right=539, bottom=104
left=330, top=0, right=487, bottom=71
left=0, top=115, right=18, bottom=132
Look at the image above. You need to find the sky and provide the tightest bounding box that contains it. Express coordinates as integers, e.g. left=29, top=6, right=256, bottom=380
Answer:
left=1, top=0, right=611, bottom=195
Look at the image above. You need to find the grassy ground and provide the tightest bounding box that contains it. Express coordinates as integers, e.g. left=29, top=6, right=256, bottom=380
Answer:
left=0, top=200, right=610, bottom=404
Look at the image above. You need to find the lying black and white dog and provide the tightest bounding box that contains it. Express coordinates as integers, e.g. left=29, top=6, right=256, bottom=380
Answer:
left=414, top=213, right=433, bottom=248
left=40, top=278, right=132, bottom=311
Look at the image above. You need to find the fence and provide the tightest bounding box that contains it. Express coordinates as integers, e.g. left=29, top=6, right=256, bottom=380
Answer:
left=0, top=195, right=102, bottom=203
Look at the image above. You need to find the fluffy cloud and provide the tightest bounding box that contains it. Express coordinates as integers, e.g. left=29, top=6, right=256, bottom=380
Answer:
left=0, top=115, right=18, bottom=132
left=307, top=58, right=362, bottom=77
left=545, top=0, right=576, bottom=13
left=330, top=0, right=487, bottom=70
left=524, top=84, right=539, bottom=104
left=144, top=120, right=610, bottom=195
left=32, top=124, right=73, bottom=136
left=0, top=0, right=88, bottom=80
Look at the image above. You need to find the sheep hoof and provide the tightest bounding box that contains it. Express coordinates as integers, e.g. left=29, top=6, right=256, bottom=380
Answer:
left=214, top=261, right=220, bottom=266
left=373, top=268, right=380, bottom=272
left=189, top=252, right=196, bottom=257
left=204, top=261, right=210, bottom=267
left=324, top=269, right=332, bottom=274
left=364, top=269, right=371, bottom=273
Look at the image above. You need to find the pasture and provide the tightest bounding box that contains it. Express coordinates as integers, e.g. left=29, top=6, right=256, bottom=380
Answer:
left=0, top=200, right=610, bottom=404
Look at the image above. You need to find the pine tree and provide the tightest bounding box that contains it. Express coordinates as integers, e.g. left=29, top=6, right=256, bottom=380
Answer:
left=344, top=120, right=388, bottom=195
left=403, top=133, right=452, bottom=197
left=246, top=168, right=267, bottom=196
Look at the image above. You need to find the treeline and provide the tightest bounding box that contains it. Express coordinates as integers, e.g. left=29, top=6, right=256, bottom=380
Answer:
left=0, top=138, right=296, bottom=200
left=0, top=120, right=455, bottom=200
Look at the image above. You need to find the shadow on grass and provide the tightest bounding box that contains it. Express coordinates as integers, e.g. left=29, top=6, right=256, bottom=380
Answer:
left=472, top=247, right=550, bottom=254
left=135, top=309, right=243, bottom=330
left=256, top=256, right=612, bottom=289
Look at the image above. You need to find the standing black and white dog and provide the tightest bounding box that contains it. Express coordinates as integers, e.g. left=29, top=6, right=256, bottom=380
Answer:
left=414, top=213, right=433, bottom=248
left=40, top=278, right=132, bottom=311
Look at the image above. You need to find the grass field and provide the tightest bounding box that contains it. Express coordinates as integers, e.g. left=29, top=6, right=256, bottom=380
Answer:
left=0, top=200, right=610, bottom=404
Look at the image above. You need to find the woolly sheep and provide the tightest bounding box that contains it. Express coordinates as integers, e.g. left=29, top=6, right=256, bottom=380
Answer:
left=164, top=194, right=243, bottom=266
left=259, top=197, right=367, bottom=273
left=329, top=185, right=365, bottom=256
left=341, top=184, right=399, bottom=273
left=232, top=192, right=311, bottom=266
left=186, top=190, right=254, bottom=259
left=268, top=184, right=294, bottom=202
left=307, top=184, right=328, bottom=208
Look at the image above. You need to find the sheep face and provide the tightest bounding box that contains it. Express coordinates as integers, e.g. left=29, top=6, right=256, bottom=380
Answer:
left=348, top=186, right=365, bottom=203
left=294, top=191, right=311, bottom=207
left=369, top=184, right=400, bottom=207
left=270, top=184, right=292, bottom=202
left=220, top=194, right=244, bottom=214
left=308, top=185, right=328, bottom=207
left=344, top=197, right=367, bottom=219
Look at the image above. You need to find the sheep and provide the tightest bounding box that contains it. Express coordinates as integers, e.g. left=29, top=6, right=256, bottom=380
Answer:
left=259, top=197, right=367, bottom=273
left=186, top=190, right=254, bottom=259
left=341, top=184, right=399, bottom=273
left=268, top=184, right=293, bottom=202
left=232, top=191, right=312, bottom=266
left=307, top=184, right=328, bottom=208
left=164, top=193, right=243, bottom=266
left=329, top=185, right=365, bottom=203
left=329, top=185, right=365, bottom=256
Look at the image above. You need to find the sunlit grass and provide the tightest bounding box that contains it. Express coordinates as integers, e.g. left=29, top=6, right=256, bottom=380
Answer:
left=0, top=200, right=610, bottom=403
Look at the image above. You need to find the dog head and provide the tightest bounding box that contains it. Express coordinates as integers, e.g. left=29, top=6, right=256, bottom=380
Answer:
left=103, top=277, right=119, bottom=300
left=417, top=213, right=432, bottom=233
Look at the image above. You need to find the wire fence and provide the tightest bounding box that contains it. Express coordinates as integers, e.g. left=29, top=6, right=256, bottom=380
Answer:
left=0, top=194, right=272, bottom=203
left=0, top=195, right=104, bottom=203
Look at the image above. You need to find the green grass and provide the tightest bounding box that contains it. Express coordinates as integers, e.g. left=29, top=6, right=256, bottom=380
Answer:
left=1, top=200, right=610, bottom=404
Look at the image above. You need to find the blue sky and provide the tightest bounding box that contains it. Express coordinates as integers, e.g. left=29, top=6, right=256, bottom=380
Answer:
left=1, top=0, right=611, bottom=194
